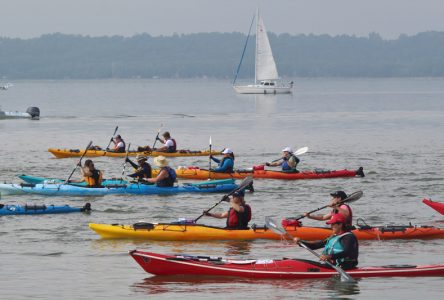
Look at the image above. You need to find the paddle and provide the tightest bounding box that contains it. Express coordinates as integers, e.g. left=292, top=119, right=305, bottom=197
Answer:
left=265, top=216, right=355, bottom=283
left=152, top=124, right=163, bottom=149
left=121, top=143, right=131, bottom=181
left=65, top=141, right=93, bottom=183
left=194, top=176, right=253, bottom=223
left=208, top=136, right=212, bottom=180
left=292, top=191, right=363, bottom=221
left=105, top=126, right=119, bottom=150
left=264, top=146, right=309, bottom=165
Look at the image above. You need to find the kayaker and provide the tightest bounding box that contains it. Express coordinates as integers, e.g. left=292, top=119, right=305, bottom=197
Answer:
left=304, top=191, right=353, bottom=227
left=294, top=213, right=359, bottom=270
left=110, top=135, right=126, bottom=152
left=79, top=159, right=103, bottom=188
left=126, top=154, right=152, bottom=180
left=265, top=147, right=300, bottom=172
left=210, top=148, right=235, bottom=173
left=156, top=132, right=177, bottom=153
left=203, top=189, right=252, bottom=229
left=145, top=156, right=176, bottom=187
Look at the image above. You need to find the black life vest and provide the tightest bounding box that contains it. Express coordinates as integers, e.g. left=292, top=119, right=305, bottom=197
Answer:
left=156, top=166, right=177, bottom=187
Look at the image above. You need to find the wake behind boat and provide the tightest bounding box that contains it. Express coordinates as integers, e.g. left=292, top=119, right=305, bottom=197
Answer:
left=233, top=10, right=293, bottom=94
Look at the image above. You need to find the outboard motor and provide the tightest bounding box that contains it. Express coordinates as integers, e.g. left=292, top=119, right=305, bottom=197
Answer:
left=26, top=107, right=40, bottom=120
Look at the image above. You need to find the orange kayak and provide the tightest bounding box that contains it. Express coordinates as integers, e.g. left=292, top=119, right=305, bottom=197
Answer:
left=48, top=148, right=221, bottom=158
left=89, top=221, right=444, bottom=240
left=154, top=166, right=364, bottom=180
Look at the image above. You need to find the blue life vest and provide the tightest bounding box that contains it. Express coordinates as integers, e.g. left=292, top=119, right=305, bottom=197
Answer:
left=282, top=154, right=299, bottom=171
left=156, top=166, right=177, bottom=187
left=322, top=232, right=353, bottom=266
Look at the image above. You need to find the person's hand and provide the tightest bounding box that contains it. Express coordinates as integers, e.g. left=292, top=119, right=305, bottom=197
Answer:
left=125, top=158, right=130, bottom=163
left=319, top=254, right=332, bottom=262
left=210, top=155, right=213, bottom=159
left=77, top=162, right=82, bottom=167
left=203, top=210, right=211, bottom=216
left=304, top=212, right=310, bottom=218
left=110, top=137, right=114, bottom=142
left=294, top=237, right=301, bottom=243
left=156, top=137, right=162, bottom=141
left=221, top=195, right=230, bottom=202
left=265, top=162, right=270, bottom=166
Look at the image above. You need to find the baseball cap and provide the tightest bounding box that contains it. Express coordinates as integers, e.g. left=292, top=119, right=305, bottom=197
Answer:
left=281, top=147, right=292, bottom=153
left=222, top=148, right=233, bottom=154
left=330, top=191, right=347, bottom=200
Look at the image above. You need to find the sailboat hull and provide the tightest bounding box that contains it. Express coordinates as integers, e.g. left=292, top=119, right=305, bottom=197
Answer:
left=233, top=84, right=292, bottom=94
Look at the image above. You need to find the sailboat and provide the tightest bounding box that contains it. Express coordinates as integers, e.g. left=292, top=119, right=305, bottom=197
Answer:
left=233, top=11, right=293, bottom=94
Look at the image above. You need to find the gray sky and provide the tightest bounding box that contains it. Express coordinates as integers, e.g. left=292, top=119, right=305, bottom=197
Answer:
left=1, top=0, right=444, bottom=39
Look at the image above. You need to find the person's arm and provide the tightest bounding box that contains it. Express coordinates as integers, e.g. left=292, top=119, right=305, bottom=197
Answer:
left=294, top=238, right=326, bottom=250
left=204, top=211, right=228, bottom=219
left=126, top=158, right=138, bottom=169
left=266, top=160, right=283, bottom=167
left=305, top=211, right=332, bottom=221
left=210, top=156, right=221, bottom=163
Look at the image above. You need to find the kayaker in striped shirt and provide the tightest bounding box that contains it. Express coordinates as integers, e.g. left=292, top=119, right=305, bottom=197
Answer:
left=304, top=191, right=353, bottom=227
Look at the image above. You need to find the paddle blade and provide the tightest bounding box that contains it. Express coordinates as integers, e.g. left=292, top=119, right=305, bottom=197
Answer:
left=209, top=136, right=212, bottom=146
left=294, top=146, right=308, bottom=156
left=265, top=216, right=292, bottom=239
left=342, top=191, right=363, bottom=204
left=223, top=176, right=253, bottom=200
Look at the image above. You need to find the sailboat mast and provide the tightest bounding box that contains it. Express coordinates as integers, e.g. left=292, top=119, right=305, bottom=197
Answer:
left=232, top=13, right=255, bottom=85
left=254, top=8, right=259, bottom=85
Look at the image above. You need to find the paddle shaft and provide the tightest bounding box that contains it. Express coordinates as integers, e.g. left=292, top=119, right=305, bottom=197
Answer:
left=208, top=137, right=212, bottom=180
left=194, top=176, right=253, bottom=222
left=267, top=146, right=308, bottom=164
left=121, top=143, right=131, bottom=178
left=295, top=191, right=363, bottom=220
left=65, top=141, right=93, bottom=183
left=152, top=125, right=163, bottom=149
left=105, top=126, right=119, bottom=149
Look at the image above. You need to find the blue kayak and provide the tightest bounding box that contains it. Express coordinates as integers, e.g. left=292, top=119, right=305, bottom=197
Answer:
left=0, top=179, right=238, bottom=196
left=0, top=203, right=91, bottom=215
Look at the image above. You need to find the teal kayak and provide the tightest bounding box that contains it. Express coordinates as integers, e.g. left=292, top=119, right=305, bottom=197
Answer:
left=0, top=179, right=239, bottom=196
left=18, top=174, right=128, bottom=186
left=0, top=203, right=91, bottom=215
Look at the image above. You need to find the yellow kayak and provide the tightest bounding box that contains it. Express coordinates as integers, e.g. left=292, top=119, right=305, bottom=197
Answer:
left=48, top=148, right=221, bottom=158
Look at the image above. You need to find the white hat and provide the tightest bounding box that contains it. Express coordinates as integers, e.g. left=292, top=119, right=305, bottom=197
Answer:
left=281, top=147, right=292, bottom=153
left=222, top=148, right=233, bottom=154
left=153, top=156, right=168, bottom=167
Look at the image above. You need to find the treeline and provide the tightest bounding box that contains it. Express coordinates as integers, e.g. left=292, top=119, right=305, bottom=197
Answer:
left=1, top=31, right=444, bottom=79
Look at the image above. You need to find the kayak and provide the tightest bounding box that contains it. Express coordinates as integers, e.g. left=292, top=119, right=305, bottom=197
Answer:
left=88, top=221, right=444, bottom=240
left=130, top=250, right=444, bottom=278
left=18, top=174, right=129, bottom=186
left=48, top=148, right=221, bottom=158
left=423, top=199, right=444, bottom=215
left=152, top=166, right=365, bottom=180
left=0, top=179, right=238, bottom=196
left=0, top=203, right=91, bottom=215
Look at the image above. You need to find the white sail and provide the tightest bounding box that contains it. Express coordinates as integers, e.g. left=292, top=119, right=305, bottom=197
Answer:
left=255, top=14, right=279, bottom=82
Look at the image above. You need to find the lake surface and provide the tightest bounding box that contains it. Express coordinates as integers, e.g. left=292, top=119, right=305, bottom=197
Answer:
left=1, top=78, right=444, bottom=299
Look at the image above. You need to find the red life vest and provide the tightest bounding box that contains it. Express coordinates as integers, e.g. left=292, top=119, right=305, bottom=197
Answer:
left=226, top=204, right=251, bottom=229
left=333, top=204, right=353, bottom=226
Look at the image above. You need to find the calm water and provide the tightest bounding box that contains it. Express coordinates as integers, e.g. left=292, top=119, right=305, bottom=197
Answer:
left=1, top=78, right=444, bottom=299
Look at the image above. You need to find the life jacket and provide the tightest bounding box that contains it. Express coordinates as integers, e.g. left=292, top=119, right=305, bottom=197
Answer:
left=166, top=138, right=177, bottom=152
left=226, top=204, right=251, bottom=229
left=282, top=154, right=300, bottom=171
left=156, top=166, right=177, bottom=187
left=333, top=204, right=353, bottom=226
left=115, top=139, right=126, bottom=152
left=84, top=169, right=103, bottom=187
left=323, top=232, right=357, bottom=267
left=219, top=156, right=234, bottom=173
left=136, top=163, right=152, bottom=179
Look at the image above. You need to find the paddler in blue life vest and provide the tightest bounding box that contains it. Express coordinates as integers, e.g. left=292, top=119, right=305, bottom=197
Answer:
left=294, top=213, right=359, bottom=270
left=203, top=189, right=252, bottom=229
left=210, top=148, right=235, bottom=173
left=79, top=159, right=103, bottom=187
left=304, top=191, right=353, bottom=227
left=156, top=132, right=177, bottom=153
left=144, top=156, right=176, bottom=187
left=126, top=154, right=152, bottom=181
left=265, top=147, right=300, bottom=172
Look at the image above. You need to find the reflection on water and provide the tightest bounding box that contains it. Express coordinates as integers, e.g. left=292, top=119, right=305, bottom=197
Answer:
left=131, top=275, right=360, bottom=298
left=254, top=94, right=278, bottom=114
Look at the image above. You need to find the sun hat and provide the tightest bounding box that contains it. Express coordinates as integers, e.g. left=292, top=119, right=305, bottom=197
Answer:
left=153, top=156, right=168, bottom=167
left=330, top=191, right=348, bottom=200
left=281, top=147, right=292, bottom=153
left=136, top=154, right=147, bottom=161
left=222, top=148, right=233, bottom=154
left=326, top=213, right=347, bottom=225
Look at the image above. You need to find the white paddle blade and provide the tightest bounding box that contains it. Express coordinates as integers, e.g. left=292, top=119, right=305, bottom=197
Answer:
left=294, top=147, right=308, bottom=155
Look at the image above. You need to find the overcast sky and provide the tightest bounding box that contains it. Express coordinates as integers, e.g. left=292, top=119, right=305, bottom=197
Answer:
left=1, top=0, right=444, bottom=39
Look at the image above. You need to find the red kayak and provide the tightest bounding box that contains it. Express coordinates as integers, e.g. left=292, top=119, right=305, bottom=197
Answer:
left=130, top=250, right=444, bottom=279
left=423, top=199, right=444, bottom=215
